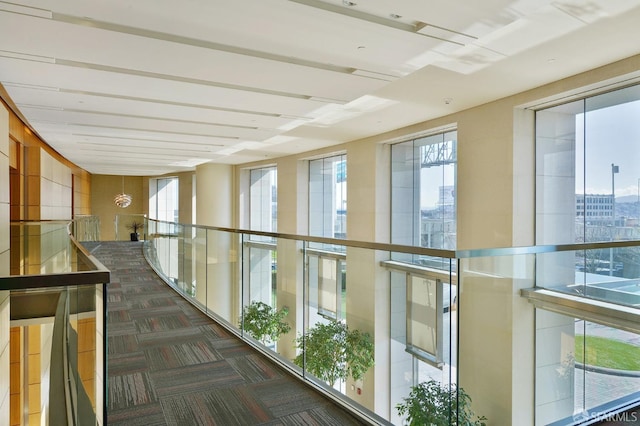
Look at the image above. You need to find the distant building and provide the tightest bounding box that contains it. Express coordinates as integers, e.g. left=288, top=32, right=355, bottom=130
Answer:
left=576, top=194, right=613, bottom=219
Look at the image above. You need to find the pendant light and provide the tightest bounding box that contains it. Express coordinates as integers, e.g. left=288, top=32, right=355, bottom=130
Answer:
left=114, top=176, right=132, bottom=208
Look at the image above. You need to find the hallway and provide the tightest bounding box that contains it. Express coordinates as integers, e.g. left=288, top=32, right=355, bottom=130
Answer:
left=89, top=241, right=367, bottom=425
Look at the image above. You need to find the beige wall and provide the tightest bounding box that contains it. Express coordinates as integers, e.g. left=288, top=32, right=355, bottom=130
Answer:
left=177, top=172, right=195, bottom=225
left=343, top=140, right=390, bottom=412
left=39, top=150, right=72, bottom=221
left=91, top=175, right=146, bottom=241
left=89, top=172, right=193, bottom=241
left=193, top=164, right=237, bottom=322
left=196, top=164, right=233, bottom=228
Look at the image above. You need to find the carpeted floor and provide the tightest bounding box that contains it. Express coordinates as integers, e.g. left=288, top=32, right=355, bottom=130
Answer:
left=87, top=241, right=368, bottom=426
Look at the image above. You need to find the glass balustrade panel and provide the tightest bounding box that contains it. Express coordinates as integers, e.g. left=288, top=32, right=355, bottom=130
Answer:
left=9, top=284, right=103, bottom=426
left=538, top=248, right=640, bottom=308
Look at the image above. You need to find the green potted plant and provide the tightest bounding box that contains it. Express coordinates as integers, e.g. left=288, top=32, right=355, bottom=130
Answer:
left=241, top=301, right=291, bottom=346
left=396, top=379, right=487, bottom=426
left=293, top=320, right=374, bottom=387
left=126, top=220, right=144, bottom=241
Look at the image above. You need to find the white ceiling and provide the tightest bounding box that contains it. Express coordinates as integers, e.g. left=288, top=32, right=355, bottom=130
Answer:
left=1, top=0, right=640, bottom=176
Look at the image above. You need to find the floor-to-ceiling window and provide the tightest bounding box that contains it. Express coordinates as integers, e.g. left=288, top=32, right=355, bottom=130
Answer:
left=535, top=84, right=640, bottom=425
left=307, top=155, right=347, bottom=326
left=305, top=154, right=349, bottom=389
left=309, top=154, right=347, bottom=239
left=149, top=176, right=179, bottom=222
left=148, top=176, right=180, bottom=284
left=249, top=167, right=277, bottom=234
left=245, top=166, right=277, bottom=307
left=391, top=131, right=457, bottom=255
left=388, top=130, right=458, bottom=424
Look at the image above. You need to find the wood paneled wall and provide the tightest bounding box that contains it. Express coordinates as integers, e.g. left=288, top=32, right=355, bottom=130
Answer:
left=2, top=95, right=91, bottom=221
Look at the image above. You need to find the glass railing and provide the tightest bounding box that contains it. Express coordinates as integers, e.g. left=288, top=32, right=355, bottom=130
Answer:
left=456, top=245, right=640, bottom=426
left=73, top=215, right=101, bottom=242
left=143, top=218, right=640, bottom=426
left=2, top=221, right=109, bottom=426
left=536, top=243, right=640, bottom=309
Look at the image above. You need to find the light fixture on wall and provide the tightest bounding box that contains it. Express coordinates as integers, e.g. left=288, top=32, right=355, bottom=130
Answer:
left=114, top=176, right=132, bottom=208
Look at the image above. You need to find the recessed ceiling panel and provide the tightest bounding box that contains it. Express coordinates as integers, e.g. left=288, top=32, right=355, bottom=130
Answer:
left=0, top=57, right=337, bottom=117
left=4, top=85, right=295, bottom=129
left=20, top=0, right=448, bottom=75
left=17, top=107, right=280, bottom=141
left=31, top=121, right=241, bottom=146
left=0, top=11, right=394, bottom=101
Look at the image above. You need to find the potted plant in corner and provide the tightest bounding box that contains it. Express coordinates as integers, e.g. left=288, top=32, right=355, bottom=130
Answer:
left=241, top=301, right=291, bottom=347
left=293, top=320, right=374, bottom=388
left=396, top=379, right=487, bottom=426
left=126, top=220, right=144, bottom=241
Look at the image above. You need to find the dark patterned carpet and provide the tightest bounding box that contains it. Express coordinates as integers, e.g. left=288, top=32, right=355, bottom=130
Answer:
left=87, top=241, right=368, bottom=426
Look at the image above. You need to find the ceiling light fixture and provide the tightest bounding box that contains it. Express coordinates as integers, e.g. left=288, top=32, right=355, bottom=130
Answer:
left=114, top=176, right=132, bottom=208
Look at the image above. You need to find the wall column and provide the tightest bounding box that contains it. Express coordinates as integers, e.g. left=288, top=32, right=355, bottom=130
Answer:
left=344, top=140, right=390, bottom=415
left=456, top=103, right=535, bottom=425
left=274, top=158, right=307, bottom=360
left=195, top=164, right=235, bottom=322
left=196, top=163, right=233, bottom=228
left=177, top=172, right=195, bottom=225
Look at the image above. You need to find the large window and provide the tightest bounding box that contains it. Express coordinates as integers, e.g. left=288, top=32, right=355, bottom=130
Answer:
left=391, top=130, right=457, bottom=262
left=249, top=166, right=277, bottom=233
left=535, top=84, right=640, bottom=424
left=309, top=154, right=347, bottom=239
left=388, top=130, right=457, bottom=424
left=245, top=166, right=277, bottom=306
left=149, top=177, right=179, bottom=222
left=537, top=85, right=640, bottom=246
left=536, top=85, right=640, bottom=286
left=148, top=177, right=179, bottom=289
left=306, top=155, right=349, bottom=390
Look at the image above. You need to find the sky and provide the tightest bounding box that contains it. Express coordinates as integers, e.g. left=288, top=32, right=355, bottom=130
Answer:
left=576, top=99, right=640, bottom=197
left=421, top=165, right=455, bottom=210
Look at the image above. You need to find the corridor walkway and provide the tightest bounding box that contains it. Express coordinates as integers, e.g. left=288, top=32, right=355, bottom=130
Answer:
left=88, top=241, right=368, bottom=426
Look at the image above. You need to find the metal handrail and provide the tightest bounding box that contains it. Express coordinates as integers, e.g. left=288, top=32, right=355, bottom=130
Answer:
left=0, top=221, right=110, bottom=290
left=147, top=218, right=640, bottom=259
